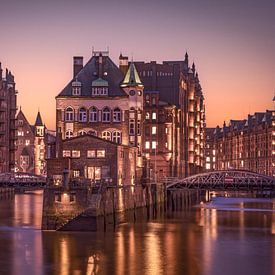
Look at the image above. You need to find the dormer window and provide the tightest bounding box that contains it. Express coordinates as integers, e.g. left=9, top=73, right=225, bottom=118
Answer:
left=91, top=78, right=109, bottom=96
left=72, top=79, right=82, bottom=96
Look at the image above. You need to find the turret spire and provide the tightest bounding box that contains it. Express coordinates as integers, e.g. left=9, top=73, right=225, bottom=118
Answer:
left=121, top=62, right=143, bottom=88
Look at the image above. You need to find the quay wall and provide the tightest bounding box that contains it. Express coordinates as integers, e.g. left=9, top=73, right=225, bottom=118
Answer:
left=42, top=184, right=165, bottom=231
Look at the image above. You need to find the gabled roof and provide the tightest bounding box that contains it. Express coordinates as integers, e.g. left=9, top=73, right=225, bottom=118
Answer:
left=57, top=55, right=127, bottom=97
left=35, top=111, right=43, bottom=126
left=121, top=62, right=143, bottom=88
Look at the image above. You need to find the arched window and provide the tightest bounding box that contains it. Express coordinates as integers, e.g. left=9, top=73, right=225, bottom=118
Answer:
left=88, top=130, right=97, bottom=136
left=102, top=107, right=111, bottom=122
left=65, top=130, right=73, bottom=139
left=65, top=107, right=74, bottom=121
left=78, top=130, right=86, bottom=136
left=113, top=108, right=121, bottom=122
left=79, top=108, right=87, bottom=122
left=102, top=131, right=111, bottom=141
left=112, top=131, right=122, bottom=144
left=89, top=107, right=98, bottom=122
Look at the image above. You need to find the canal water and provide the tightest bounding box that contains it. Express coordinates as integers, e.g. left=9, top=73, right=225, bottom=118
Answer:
left=0, top=191, right=274, bottom=275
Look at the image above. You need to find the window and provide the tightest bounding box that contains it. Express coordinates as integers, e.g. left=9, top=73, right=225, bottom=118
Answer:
left=87, top=166, right=101, bottom=180
left=72, top=86, right=81, bottom=96
left=65, top=130, right=73, bottom=139
left=73, top=170, right=80, bottom=178
left=152, top=141, right=157, bottom=149
left=145, top=141, right=150, bottom=149
left=113, top=108, right=121, bottom=122
left=89, top=107, right=98, bottom=122
left=102, top=131, right=111, bottom=141
left=25, top=140, right=30, bottom=146
left=65, top=107, right=74, bottom=121
left=152, top=112, right=157, bottom=120
left=78, top=130, right=87, bottom=136
left=18, top=120, right=23, bottom=126
left=72, top=150, right=80, bottom=158
left=18, top=131, right=24, bottom=136
left=152, top=97, right=156, bottom=105
left=20, top=155, right=29, bottom=166
left=112, top=131, right=121, bottom=144
left=165, top=127, right=168, bottom=134
left=145, top=127, right=150, bottom=136
left=102, top=107, right=111, bottom=122
left=137, top=121, right=141, bottom=135
left=63, top=150, right=71, bottom=157
left=129, top=119, right=135, bottom=135
left=88, top=130, right=97, bottom=136
left=87, top=150, right=96, bottom=158
left=97, top=150, right=105, bottom=158
left=79, top=108, right=87, bottom=122
left=152, top=126, right=157, bottom=135
left=206, top=163, right=211, bottom=170
left=145, top=112, right=150, bottom=120
left=206, top=157, right=210, bottom=162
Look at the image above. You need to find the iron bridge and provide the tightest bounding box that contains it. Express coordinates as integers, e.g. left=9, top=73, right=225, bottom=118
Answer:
left=166, top=170, right=275, bottom=191
left=0, top=172, right=46, bottom=189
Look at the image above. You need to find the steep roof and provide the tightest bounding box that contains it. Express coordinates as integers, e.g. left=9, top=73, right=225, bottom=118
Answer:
left=35, top=111, right=43, bottom=126
left=57, top=55, right=127, bottom=97
left=121, top=62, right=143, bottom=88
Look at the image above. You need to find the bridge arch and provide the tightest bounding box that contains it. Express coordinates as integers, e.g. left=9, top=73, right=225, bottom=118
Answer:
left=167, top=170, right=275, bottom=191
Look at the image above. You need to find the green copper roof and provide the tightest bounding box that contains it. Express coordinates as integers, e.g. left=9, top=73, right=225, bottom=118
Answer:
left=121, top=62, right=143, bottom=87
left=92, top=78, right=108, bottom=87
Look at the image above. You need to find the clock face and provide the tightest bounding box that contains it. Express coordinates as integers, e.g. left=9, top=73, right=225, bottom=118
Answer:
left=129, top=90, right=135, bottom=96
left=138, top=91, right=142, bottom=96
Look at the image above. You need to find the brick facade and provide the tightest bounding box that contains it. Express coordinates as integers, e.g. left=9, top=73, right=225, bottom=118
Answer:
left=205, top=110, right=275, bottom=176
left=0, top=63, right=17, bottom=172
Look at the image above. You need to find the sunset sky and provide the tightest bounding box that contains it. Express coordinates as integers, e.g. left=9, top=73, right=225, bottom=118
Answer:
left=0, top=0, right=274, bottom=130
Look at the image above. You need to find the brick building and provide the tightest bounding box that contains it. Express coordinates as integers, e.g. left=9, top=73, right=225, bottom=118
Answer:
left=15, top=109, right=56, bottom=175
left=122, top=53, right=205, bottom=177
left=47, top=134, right=137, bottom=186
left=55, top=50, right=144, bottom=179
left=0, top=63, right=17, bottom=173
left=205, top=109, right=275, bottom=176
left=53, top=50, right=205, bottom=184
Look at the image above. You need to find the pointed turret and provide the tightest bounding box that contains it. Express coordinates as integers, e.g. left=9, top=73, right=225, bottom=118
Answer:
left=121, top=62, right=143, bottom=88
left=185, top=52, right=189, bottom=66
left=35, top=111, right=43, bottom=127
left=192, top=62, right=196, bottom=74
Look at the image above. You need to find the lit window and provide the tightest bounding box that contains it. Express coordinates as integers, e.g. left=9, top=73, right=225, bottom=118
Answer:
left=145, top=141, right=150, bottom=149
left=18, top=131, right=24, bottom=136
left=165, top=127, right=168, bottom=134
left=63, top=150, right=71, bottom=157
left=213, top=157, right=216, bottom=162
left=65, top=107, right=74, bottom=121
left=152, top=141, right=157, bottom=149
left=25, top=140, right=30, bottom=146
left=213, top=150, right=216, bottom=155
left=102, top=131, right=111, bottom=141
left=72, top=150, right=80, bottom=158
left=112, top=131, right=122, bottom=144
left=206, top=157, right=210, bottom=162
left=145, top=112, right=150, bottom=120
left=72, top=86, right=81, bottom=96
left=73, top=170, right=80, bottom=178
left=87, top=150, right=96, bottom=158
left=79, top=108, right=87, bottom=122
left=113, top=108, right=121, bottom=122
left=152, top=126, right=157, bottom=135
left=206, top=163, right=211, bottom=170
left=97, top=150, right=105, bottom=158
left=152, top=112, right=157, bottom=120
left=102, top=107, right=111, bottom=122
left=89, top=107, right=98, bottom=122
left=165, top=142, right=168, bottom=148
left=152, top=97, right=156, bottom=105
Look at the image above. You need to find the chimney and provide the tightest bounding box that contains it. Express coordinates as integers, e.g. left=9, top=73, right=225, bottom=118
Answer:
left=98, top=52, right=103, bottom=78
left=73, top=56, right=83, bottom=78
left=0, top=63, right=2, bottom=81
left=119, top=53, right=129, bottom=75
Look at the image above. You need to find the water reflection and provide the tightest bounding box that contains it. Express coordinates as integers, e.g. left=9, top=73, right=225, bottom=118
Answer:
left=0, top=193, right=274, bottom=275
